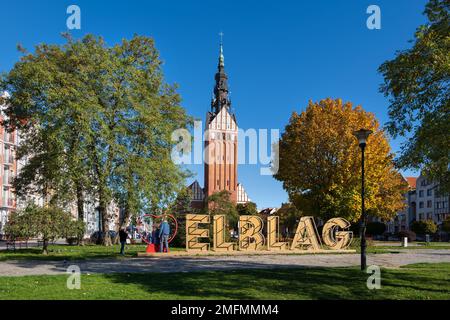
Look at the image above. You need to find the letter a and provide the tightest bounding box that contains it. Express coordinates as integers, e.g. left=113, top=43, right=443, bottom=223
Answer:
left=291, top=216, right=321, bottom=251
left=366, top=265, right=381, bottom=289
left=66, top=5, right=81, bottom=30
left=366, top=5, right=381, bottom=30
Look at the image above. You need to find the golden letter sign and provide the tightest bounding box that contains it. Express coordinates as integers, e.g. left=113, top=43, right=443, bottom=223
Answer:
left=213, top=215, right=235, bottom=252
left=238, top=215, right=265, bottom=251
left=185, top=214, right=353, bottom=253
left=322, top=218, right=353, bottom=250
left=186, top=214, right=210, bottom=252
left=267, top=216, right=288, bottom=251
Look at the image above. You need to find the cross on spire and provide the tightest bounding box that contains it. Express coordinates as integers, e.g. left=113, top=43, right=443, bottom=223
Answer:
left=218, top=31, right=225, bottom=68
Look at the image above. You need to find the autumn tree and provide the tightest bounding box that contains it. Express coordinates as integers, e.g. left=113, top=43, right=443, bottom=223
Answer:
left=275, top=98, right=408, bottom=223
left=378, top=0, right=450, bottom=192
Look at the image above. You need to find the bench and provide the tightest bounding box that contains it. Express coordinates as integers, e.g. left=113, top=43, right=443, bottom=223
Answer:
left=6, top=237, right=29, bottom=251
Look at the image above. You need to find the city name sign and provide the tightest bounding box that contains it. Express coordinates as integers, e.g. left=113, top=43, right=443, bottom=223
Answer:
left=186, top=214, right=353, bottom=252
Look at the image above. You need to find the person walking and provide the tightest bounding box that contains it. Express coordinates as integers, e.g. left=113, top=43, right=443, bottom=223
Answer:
left=159, top=218, right=170, bottom=253
left=119, top=227, right=128, bottom=255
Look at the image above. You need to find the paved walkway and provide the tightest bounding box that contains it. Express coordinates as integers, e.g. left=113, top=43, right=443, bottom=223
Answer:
left=1, top=249, right=450, bottom=277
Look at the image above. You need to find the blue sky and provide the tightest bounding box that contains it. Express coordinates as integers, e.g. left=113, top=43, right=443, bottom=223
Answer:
left=1, top=0, right=428, bottom=208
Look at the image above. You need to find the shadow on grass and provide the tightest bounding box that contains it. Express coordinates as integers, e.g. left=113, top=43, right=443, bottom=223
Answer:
left=0, top=245, right=144, bottom=261
left=101, top=263, right=450, bottom=300
left=102, top=267, right=376, bottom=300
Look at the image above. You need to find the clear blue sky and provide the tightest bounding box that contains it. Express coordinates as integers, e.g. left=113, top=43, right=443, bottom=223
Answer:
left=1, top=0, right=428, bottom=209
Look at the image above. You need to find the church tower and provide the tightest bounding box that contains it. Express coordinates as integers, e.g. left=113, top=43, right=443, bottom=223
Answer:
left=204, top=42, right=239, bottom=203
left=187, top=39, right=251, bottom=209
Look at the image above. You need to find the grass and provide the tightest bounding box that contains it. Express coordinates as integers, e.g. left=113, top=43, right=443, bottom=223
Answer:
left=0, top=263, right=449, bottom=300
left=0, top=244, right=184, bottom=261
left=1, top=241, right=449, bottom=261
left=351, top=241, right=450, bottom=254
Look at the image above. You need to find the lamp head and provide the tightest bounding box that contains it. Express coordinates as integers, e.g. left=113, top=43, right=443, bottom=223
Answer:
left=353, top=128, right=373, bottom=147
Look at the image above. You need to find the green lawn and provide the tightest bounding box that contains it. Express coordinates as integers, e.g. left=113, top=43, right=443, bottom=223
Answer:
left=355, top=241, right=450, bottom=254
left=1, top=263, right=449, bottom=300
left=0, top=244, right=184, bottom=261
left=1, top=242, right=449, bottom=261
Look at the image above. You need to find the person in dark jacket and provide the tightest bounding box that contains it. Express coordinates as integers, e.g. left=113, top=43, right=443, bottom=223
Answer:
left=151, top=225, right=160, bottom=245
left=159, top=218, right=171, bottom=253
left=119, top=228, right=128, bottom=255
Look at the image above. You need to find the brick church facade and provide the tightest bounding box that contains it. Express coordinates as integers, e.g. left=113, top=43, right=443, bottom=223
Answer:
left=188, top=43, right=250, bottom=209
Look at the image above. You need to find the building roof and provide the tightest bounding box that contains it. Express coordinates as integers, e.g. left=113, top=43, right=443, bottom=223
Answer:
left=187, top=180, right=204, bottom=201
left=258, top=208, right=278, bottom=215
left=404, top=177, right=417, bottom=189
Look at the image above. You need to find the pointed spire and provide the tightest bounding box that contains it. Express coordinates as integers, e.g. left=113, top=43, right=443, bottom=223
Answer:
left=210, top=32, right=231, bottom=116
left=218, top=32, right=225, bottom=68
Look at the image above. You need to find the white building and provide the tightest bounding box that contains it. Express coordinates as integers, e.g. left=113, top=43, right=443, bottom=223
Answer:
left=416, top=174, right=449, bottom=224
left=0, top=92, right=18, bottom=238
left=387, top=174, right=449, bottom=233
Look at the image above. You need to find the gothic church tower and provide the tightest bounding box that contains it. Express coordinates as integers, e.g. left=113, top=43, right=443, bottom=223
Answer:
left=204, top=43, right=238, bottom=203
left=188, top=41, right=251, bottom=209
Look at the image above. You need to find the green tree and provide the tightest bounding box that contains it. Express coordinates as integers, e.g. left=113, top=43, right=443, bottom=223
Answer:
left=236, top=202, right=258, bottom=216
left=411, top=220, right=438, bottom=235
left=366, top=222, right=386, bottom=236
left=1, top=34, right=191, bottom=245
left=274, top=98, right=408, bottom=222
left=5, top=205, right=85, bottom=254
left=442, top=216, right=450, bottom=233
left=275, top=203, right=302, bottom=237
left=378, top=0, right=450, bottom=192
left=206, top=191, right=239, bottom=229
left=167, top=188, right=196, bottom=247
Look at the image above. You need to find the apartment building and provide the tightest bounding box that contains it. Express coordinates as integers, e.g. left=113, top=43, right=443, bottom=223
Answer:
left=387, top=174, right=450, bottom=233
left=415, top=175, right=450, bottom=224
left=0, top=93, right=18, bottom=237
left=386, top=177, right=416, bottom=233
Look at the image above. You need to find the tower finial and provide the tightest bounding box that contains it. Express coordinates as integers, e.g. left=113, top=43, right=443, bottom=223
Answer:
left=219, top=31, right=224, bottom=67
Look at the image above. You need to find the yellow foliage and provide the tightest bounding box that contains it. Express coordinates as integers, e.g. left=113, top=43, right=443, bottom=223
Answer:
left=275, top=98, right=408, bottom=222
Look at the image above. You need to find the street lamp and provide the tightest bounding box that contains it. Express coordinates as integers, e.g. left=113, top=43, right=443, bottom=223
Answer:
left=353, top=128, right=372, bottom=271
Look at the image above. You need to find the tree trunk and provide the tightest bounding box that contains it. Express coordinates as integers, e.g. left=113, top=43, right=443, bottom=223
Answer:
left=99, top=191, right=112, bottom=246
left=76, top=183, right=84, bottom=221
left=76, top=183, right=86, bottom=246
left=42, top=239, right=49, bottom=255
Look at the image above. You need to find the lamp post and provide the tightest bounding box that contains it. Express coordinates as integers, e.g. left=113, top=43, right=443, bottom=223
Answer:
left=353, top=128, right=372, bottom=271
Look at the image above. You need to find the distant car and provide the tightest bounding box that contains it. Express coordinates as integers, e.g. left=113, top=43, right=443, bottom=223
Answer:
left=90, top=230, right=117, bottom=244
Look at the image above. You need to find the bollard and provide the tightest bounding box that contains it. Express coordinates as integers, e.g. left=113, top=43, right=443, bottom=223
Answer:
left=402, top=237, right=408, bottom=248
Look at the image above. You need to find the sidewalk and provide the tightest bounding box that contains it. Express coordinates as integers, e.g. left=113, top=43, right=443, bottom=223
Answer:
left=1, top=249, right=449, bottom=277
